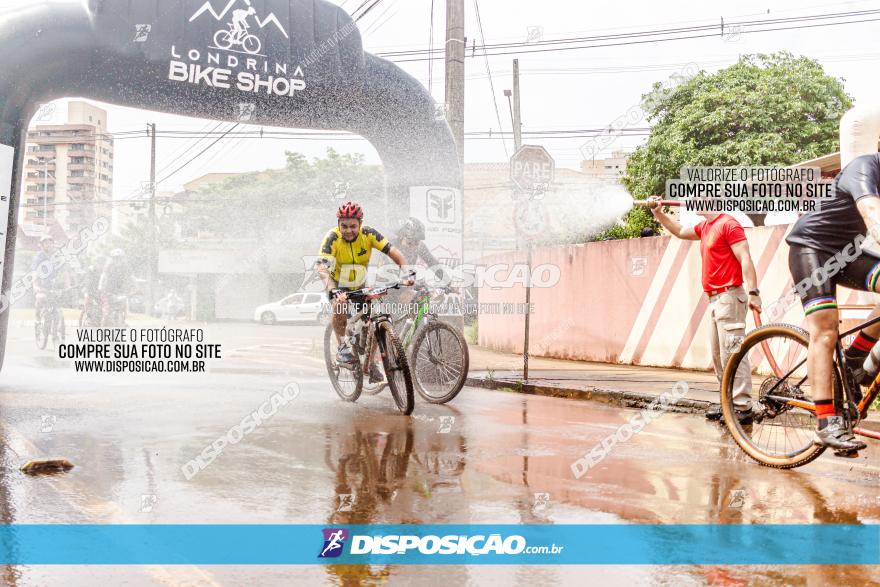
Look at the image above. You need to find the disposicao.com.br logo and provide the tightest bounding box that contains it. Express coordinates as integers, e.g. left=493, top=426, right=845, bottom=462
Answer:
left=318, top=529, right=564, bottom=558
left=318, top=528, right=349, bottom=558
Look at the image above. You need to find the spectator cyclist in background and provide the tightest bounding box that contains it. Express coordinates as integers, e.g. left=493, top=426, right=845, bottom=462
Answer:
left=647, top=196, right=762, bottom=424
left=80, top=260, right=103, bottom=327
left=395, top=217, right=452, bottom=286
left=99, top=249, right=132, bottom=326
left=316, top=201, right=412, bottom=382
left=389, top=217, right=457, bottom=322
left=32, top=236, right=60, bottom=314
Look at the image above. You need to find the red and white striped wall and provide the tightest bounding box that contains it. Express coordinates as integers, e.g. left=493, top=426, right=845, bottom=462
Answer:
left=477, top=225, right=879, bottom=370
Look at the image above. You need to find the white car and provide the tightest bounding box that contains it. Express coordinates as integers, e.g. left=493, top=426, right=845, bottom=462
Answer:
left=253, top=293, right=330, bottom=325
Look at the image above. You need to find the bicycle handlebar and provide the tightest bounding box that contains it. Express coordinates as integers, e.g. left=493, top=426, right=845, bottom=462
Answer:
left=334, top=280, right=413, bottom=301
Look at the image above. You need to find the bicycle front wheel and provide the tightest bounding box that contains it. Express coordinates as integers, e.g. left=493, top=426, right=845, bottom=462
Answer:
left=720, top=323, right=826, bottom=469
left=323, top=323, right=362, bottom=402
left=411, top=321, right=469, bottom=403
left=377, top=321, right=414, bottom=415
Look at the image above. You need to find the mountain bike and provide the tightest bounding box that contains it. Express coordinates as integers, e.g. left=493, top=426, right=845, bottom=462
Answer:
left=720, top=311, right=879, bottom=468
left=395, top=284, right=469, bottom=404
left=323, top=280, right=415, bottom=415
left=34, top=287, right=69, bottom=350
left=79, top=288, right=101, bottom=328
left=102, top=294, right=128, bottom=328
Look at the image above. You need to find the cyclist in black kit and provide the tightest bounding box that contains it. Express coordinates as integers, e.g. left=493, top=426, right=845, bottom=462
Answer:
left=786, top=153, right=880, bottom=453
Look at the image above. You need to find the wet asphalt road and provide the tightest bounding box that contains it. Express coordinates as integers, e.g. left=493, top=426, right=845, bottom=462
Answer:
left=0, top=320, right=877, bottom=586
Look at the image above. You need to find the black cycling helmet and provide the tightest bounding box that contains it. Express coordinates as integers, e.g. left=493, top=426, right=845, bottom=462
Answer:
left=397, top=217, right=426, bottom=241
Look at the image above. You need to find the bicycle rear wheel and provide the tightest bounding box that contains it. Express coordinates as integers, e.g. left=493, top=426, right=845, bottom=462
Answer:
left=323, top=323, right=362, bottom=402
left=720, top=323, right=826, bottom=468
left=411, top=321, right=469, bottom=403
left=377, top=320, right=414, bottom=415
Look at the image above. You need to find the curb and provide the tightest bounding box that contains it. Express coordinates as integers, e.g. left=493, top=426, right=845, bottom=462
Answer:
left=467, top=376, right=880, bottom=426
left=466, top=376, right=713, bottom=415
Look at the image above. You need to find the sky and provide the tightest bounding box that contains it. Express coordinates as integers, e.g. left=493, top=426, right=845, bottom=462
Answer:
left=27, top=0, right=880, bottom=199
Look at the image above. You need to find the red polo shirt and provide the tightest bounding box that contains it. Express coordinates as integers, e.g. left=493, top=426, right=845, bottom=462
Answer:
left=693, top=214, right=747, bottom=293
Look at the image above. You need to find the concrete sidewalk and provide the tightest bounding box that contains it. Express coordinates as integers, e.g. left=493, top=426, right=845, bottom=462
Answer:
left=466, top=346, right=880, bottom=425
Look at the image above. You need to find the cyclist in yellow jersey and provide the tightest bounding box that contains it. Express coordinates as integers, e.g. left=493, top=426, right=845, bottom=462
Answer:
left=316, top=201, right=411, bottom=377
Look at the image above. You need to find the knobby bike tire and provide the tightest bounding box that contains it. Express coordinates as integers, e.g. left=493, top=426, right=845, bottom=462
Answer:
left=377, top=320, right=414, bottom=415
left=411, top=320, right=470, bottom=404
left=720, top=323, right=826, bottom=469
left=323, top=323, right=363, bottom=402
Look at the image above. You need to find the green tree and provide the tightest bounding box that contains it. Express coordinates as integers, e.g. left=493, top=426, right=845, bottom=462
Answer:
left=601, top=51, right=852, bottom=238
left=183, top=148, right=384, bottom=240
left=112, top=149, right=385, bottom=287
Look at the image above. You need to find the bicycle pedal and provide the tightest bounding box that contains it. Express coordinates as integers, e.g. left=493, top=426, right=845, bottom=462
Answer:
left=832, top=448, right=860, bottom=459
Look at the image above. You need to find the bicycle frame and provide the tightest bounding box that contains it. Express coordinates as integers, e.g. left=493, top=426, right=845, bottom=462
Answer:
left=752, top=309, right=880, bottom=440
left=343, top=283, right=408, bottom=369
left=400, top=291, right=431, bottom=348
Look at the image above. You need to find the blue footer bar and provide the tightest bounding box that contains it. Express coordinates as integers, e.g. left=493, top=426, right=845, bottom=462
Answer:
left=0, top=524, right=877, bottom=565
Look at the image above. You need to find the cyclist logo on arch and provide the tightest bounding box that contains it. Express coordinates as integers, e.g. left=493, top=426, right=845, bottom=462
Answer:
left=213, top=5, right=262, bottom=55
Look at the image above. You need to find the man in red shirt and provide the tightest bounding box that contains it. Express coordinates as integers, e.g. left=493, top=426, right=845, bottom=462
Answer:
left=647, top=196, right=763, bottom=422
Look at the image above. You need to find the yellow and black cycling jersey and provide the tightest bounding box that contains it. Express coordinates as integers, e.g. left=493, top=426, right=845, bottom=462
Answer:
left=317, top=225, right=392, bottom=287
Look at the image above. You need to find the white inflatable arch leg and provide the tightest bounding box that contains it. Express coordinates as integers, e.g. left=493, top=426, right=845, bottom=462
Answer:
left=840, top=103, right=880, bottom=168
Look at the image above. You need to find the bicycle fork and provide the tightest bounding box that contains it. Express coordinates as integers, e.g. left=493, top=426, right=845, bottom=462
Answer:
left=367, top=318, right=396, bottom=372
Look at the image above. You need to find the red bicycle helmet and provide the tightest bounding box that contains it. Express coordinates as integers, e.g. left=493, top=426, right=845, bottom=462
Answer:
left=337, top=201, right=363, bottom=220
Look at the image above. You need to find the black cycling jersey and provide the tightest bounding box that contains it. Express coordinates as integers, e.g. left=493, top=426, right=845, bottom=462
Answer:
left=395, top=239, right=449, bottom=283
left=786, top=153, right=880, bottom=255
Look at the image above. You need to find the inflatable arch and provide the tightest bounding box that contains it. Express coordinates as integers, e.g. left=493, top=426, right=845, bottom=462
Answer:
left=0, top=0, right=462, bottom=369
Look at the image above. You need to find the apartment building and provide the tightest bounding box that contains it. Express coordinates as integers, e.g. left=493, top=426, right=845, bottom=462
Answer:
left=23, top=101, right=114, bottom=236
left=580, top=149, right=629, bottom=178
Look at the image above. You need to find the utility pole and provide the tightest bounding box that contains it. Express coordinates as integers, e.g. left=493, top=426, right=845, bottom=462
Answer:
left=445, top=0, right=465, bottom=164
left=147, top=123, right=157, bottom=319
left=512, top=58, right=522, bottom=151
left=512, top=60, right=530, bottom=381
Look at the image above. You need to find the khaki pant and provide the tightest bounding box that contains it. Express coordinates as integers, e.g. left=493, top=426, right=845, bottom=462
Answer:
left=708, top=286, right=752, bottom=410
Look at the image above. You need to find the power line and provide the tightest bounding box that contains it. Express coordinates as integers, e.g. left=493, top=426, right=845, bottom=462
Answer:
left=355, top=0, right=385, bottom=22
left=472, top=0, right=508, bottom=159
left=155, top=120, right=227, bottom=177
left=380, top=7, right=880, bottom=56
left=155, top=124, right=240, bottom=186
left=379, top=8, right=880, bottom=62
left=427, top=0, right=435, bottom=95
left=349, top=0, right=374, bottom=19
left=186, top=124, right=250, bottom=179
left=364, top=0, right=876, bottom=52
left=22, top=181, right=585, bottom=209
left=87, top=129, right=650, bottom=141
left=362, top=0, right=400, bottom=35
